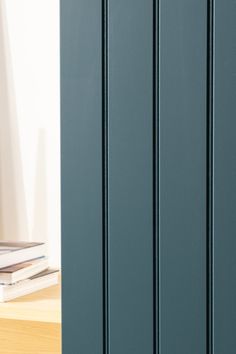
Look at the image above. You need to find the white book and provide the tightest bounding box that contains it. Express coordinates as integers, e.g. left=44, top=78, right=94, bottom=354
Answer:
left=0, top=242, right=46, bottom=268
left=0, top=257, right=48, bottom=284
left=0, top=269, right=59, bottom=302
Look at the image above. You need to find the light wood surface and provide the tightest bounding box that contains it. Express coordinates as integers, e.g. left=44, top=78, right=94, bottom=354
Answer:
left=0, top=319, right=61, bottom=354
left=0, top=281, right=61, bottom=354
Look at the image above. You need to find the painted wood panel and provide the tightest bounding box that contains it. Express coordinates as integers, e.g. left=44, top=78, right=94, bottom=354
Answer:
left=159, top=1, right=207, bottom=353
left=61, top=1, right=103, bottom=353
left=108, top=1, right=154, bottom=353
left=213, top=1, right=236, bottom=353
left=61, top=1, right=236, bottom=353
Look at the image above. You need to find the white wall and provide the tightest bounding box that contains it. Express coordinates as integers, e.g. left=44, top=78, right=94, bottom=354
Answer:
left=0, top=0, right=60, bottom=266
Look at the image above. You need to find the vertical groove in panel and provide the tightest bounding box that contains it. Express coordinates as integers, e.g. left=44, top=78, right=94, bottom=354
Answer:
left=157, top=1, right=160, bottom=352
left=102, top=0, right=109, bottom=353
left=207, top=1, right=214, bottom=354
left=153, top=0, right=157, bottom=352
left=153, top=0, right=160, bottom=353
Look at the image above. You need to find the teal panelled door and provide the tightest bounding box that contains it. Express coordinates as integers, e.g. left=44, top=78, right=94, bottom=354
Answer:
left=61, top=1, right=236, bottom=353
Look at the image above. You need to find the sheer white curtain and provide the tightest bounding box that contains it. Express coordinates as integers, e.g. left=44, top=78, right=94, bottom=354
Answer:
left=0, top=0, right=28, bottom=242
left=0, top=0, right=60, bottom=267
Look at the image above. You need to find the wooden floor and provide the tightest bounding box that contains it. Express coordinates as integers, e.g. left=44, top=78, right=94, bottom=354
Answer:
left=0, top=281, right=61, bottom=354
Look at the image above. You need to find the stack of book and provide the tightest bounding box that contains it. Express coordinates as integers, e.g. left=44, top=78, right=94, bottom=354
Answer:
left=0, top=242, right=59, bottom=302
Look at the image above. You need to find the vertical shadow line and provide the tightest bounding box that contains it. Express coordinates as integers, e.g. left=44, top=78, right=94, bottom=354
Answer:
left=102, top=0, right=109, bottom=353
left=206, top=0, right=214, bottom=353
left=153, top=0, right=160, bottom=353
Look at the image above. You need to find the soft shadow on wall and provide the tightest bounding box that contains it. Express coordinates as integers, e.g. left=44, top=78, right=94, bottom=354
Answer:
left=32, top=130, right=48, bottom=246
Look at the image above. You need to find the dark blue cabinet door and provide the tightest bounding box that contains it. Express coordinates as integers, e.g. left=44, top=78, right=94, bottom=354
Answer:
left=61, top=1, right=236, bottom=353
